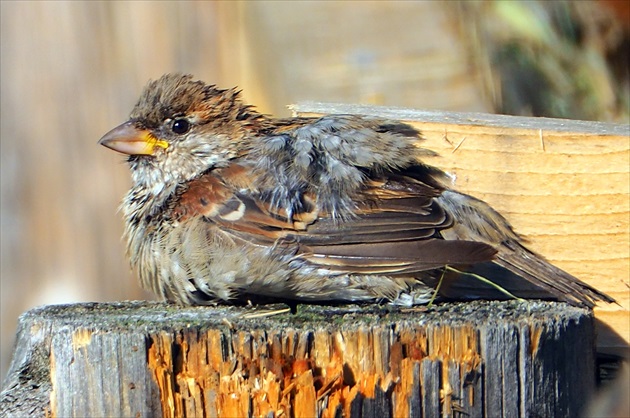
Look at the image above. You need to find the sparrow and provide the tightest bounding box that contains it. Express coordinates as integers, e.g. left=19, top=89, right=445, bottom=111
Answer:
left=99, top=73, right=613, bottom=308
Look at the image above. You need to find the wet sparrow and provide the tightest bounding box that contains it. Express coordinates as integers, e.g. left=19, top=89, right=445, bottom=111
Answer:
left=99, top=74, right=613, bottom=308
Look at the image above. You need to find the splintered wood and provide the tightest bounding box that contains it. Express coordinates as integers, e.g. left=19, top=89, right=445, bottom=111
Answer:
left=137, top=305, right=596, bottom=417
left=144, top=326, right=454, bottom=417
left=146, top=325, right=469, bottom=417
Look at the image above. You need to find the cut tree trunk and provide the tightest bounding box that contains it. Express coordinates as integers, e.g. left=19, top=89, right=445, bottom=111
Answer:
left=1, top=300, right=596, bottom=418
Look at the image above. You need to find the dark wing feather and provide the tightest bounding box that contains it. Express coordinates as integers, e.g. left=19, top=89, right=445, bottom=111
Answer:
left=292, top=177, right=497, bottom=272
left=170, top=165, right=497, bottom=278
left=299, top=240, right=499, bottom=274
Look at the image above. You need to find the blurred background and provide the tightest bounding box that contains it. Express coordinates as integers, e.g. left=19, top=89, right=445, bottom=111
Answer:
left=1, top=1, right=628, bottom=383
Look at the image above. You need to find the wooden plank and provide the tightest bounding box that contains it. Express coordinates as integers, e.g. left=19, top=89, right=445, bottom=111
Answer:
left=481, top=324, right=520, bottom=417
left=0, top=301, right=598, bottom=417
left=292, top=102, right=630, bottom=356
left=290, top=102, right=628, bottom=135
left=420, top=358, right=441, bottom=417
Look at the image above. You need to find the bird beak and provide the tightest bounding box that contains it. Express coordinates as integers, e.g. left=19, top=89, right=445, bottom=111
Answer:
left=98, top=121, right=169, bottom=155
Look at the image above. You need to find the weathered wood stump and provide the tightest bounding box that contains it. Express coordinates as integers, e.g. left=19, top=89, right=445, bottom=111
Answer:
left=1, top=300, right=595, bottom=417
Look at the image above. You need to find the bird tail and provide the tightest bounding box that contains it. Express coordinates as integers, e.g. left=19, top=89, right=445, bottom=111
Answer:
left=492, top=241, right=614, bottom=307
left=436, top=190, right=614, bottom=308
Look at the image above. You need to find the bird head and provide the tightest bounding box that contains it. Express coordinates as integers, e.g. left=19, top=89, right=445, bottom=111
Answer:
left=99, top=74, right=263, bottom=189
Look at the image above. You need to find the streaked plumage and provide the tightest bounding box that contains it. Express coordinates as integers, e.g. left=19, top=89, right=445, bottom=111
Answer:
left=99, top=74, right=614, bottom=308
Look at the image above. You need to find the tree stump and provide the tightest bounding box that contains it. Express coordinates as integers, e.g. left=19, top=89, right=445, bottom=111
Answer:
left=1, top=300, right=595, bottom=417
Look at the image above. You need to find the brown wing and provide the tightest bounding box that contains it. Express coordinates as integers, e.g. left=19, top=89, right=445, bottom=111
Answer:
left=171, top=164, right=497, bottom=277
left=169, top=162, right=614, bottom=308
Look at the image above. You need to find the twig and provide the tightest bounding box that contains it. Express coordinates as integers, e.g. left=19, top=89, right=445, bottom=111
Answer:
left=452, top=136, right=467, bottom=153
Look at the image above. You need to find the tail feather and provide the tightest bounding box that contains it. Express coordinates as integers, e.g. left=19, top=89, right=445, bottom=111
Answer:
left=494, top=241, right=615, bottom=308
left=436, top=190, right=614, bottom=308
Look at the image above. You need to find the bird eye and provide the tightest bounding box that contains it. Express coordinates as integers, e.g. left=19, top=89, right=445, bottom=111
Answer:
left=171, top=118, right=191, bottom=135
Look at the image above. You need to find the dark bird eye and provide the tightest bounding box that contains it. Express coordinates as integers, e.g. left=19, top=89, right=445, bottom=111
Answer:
left=171, top=118, right=191, bottom=135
